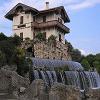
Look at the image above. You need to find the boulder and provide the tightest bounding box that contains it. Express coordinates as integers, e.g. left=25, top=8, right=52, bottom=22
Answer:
left=49, top=83, right=81, bottom=100
left=86, top=88, right=100, bottom=100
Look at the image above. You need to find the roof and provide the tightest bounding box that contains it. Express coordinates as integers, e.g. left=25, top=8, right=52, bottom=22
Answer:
left=39, top=6, right=70, bottom=23
left=5, top=3, right=70, bottom=22
left=5, top=3, right=39, bottom=20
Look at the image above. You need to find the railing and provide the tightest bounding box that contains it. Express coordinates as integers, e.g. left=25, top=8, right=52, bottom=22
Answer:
left=32, top=20, right=69, bottom=33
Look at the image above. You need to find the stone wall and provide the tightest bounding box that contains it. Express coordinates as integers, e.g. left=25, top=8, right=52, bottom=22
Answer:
left=22, top=40, right=71, bottom=60
left=20, top=79, right=81, bottom=100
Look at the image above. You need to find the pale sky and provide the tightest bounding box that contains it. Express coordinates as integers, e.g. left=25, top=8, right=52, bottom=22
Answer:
left=0, top=0, right=100, bottom=55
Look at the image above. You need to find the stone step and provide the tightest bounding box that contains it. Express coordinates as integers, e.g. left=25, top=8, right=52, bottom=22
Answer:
left=0, top=93, right=17, bottom=100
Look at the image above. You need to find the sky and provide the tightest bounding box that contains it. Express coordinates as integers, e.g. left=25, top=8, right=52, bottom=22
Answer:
left=0, top=0, right=100, bottom=55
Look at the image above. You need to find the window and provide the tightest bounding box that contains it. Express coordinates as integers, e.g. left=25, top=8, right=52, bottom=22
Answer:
left=33, top=17, right=35, bottom=22
left=20, top=32, right=23, bottom=40
left=43, top=16, right=46, bottom=22
left=20, top=16, right=23, bottom=24
left=59, top=34, right=61, bottom=42
left=43, top=32, right=46, bottom=39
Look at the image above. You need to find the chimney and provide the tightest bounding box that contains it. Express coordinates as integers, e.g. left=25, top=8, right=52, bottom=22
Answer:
left=45, top=2, right=49, bottom=9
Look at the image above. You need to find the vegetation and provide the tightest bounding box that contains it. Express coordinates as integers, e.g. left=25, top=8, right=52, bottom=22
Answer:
left=0, top=32, right=100, bottom=76
left=66, top=40, right=100, bottom=73
left=35, top=32, right=46, bottom=41
left=48, top=35, right=57, bottom=46
left=54, top=66, right=69, bottom=73
left=0, top=33, right=30, bottom=76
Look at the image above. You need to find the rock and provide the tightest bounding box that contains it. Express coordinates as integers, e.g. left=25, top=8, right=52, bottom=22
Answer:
left=65, top=85, right=81, bottom=100
left=0, top=69, right=29, bottom=99
left=23, top=79, right=49, bottom=100
left=86, top=88, right=100, bottom=100
left=49, top=83, right=67, bottom=100
left=49, top=83, right=81, bottom=100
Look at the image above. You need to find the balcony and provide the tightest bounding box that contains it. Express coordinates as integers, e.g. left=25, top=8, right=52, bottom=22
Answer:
left=32, top=20, right=70, bottom=33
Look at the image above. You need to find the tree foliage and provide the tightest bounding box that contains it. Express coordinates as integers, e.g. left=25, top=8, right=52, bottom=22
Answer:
left=0, top=33, right=28, bottom=76
left=0, top=51, right=6, bottom=68
left=0, top=32, right=7, bottom=41
left=35, top=32, right=46, bottom=41
left=71, top=49, right=83, bottom=62
left=48, top=35, right=56, bottom=46
left=81, top=58, right=91, bottom=71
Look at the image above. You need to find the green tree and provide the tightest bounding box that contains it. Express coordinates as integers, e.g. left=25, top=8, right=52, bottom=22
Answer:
left=0, top=40, right=15, bottom=64
left=0, top=51, right=6, bottom=68
left=67, top=41, right=73, bottom=53
left=48, top=35, right=56, bottom=46
left=86, top=54, right=95, bottom=68
left=9, top=35, right=22, bottom=46
left=81, top=58, right=91, bottom=71
left=93, top=61, right=100, bottom=73
left=0, top=32, right=7, bottom=41
left=35, top=32, right=46, bottom=41
left=71, top=49, right=82, bottom=62
left=15, top=48, right=26, bottom=76
left=95, top=53, right=100, bottom=61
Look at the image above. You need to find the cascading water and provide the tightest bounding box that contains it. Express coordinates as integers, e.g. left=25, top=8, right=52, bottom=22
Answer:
left=31, top=58, right=100, bottom=90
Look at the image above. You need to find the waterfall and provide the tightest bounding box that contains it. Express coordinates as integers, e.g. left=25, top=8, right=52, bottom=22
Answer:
left=31, top=58, right=100, bottom=90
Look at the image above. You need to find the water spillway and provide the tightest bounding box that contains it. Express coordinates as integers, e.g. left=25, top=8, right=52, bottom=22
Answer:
left=31, top=58, right=84, bottom=71
left=31, top=58, right=100, bottom=90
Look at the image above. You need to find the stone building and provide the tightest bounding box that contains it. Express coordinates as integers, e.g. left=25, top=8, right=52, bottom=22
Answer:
left=5, top=2, right=70, bottom=44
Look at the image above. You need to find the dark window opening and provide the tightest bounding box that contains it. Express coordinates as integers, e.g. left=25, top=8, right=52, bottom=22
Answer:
left=43, top=16, right=46, bottom=22
left=59, top=34, right=61, bottom=42
left=33, top=17, right=35, bottom=22
left=43, top=32, right=46, bottom=39
left=20, top=32, right=23, bottom=40
left=18, top=24, right=26, bottom=28
left=20, top=16, right=23, bottom=24
left=26, top=47, right=35, bottom=57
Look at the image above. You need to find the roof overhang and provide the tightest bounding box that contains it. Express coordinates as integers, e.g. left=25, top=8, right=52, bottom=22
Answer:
left=39, top=6, right=70, bottom=23
left=5, top=3, right=39, bottom=20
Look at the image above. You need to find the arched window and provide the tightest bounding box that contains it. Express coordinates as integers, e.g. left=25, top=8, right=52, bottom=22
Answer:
left=20, top=16, right=23, bottom=24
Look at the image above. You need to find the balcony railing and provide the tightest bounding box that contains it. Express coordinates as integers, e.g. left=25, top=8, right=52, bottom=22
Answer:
left=32, top=20, right=69, bottom=33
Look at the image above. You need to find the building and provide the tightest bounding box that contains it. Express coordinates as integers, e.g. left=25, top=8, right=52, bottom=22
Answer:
left=5, top=2, right=71, bottom=60
left=5, top=2, right=70, bottom=44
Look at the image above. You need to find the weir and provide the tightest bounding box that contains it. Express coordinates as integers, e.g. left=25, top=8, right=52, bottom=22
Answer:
left=31, top=58, right=100, bottom=90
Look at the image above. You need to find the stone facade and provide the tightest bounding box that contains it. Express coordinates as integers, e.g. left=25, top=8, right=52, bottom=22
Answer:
left=21, top=40, right=71, bottom=60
